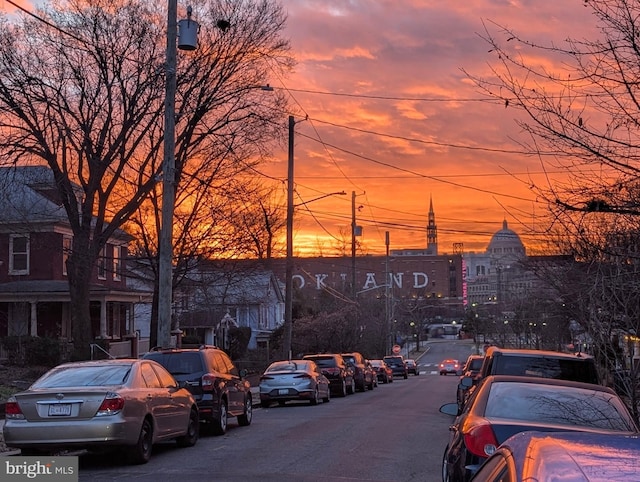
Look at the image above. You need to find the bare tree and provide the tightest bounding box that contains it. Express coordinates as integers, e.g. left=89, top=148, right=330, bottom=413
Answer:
left=0, top=0, right=293, bottom=358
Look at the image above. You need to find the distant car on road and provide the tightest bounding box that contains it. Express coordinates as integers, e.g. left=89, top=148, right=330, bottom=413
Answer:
left=259, top=359, right=330, bottom=407
left=342, top=352, right=375, bottom=391
left=440, top=375, right=638, bottom=482
left=383, top=355, right=408, bottom=379
left=3, top=359, right=199, bottom=464
left=369, top=359, right=393, bottom=384
left=302, top=353, right=355, bottom=397
left=439, top=359, right=461, bottom=376
left=405, top=359, right=419, bottom=376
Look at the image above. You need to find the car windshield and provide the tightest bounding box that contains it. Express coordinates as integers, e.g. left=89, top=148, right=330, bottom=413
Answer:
left=32, top=365, right=132, bottom=388
left=484, top=382, right=636, bottom=432
left=469, top=358, right=483, bottom=370
left=266, top=361, right=309, bottom=372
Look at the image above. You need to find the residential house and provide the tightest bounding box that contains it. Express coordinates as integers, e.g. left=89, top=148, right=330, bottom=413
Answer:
left=0, top=166, right=152, bottom=359
left=177, top=266, right=284, bottom=350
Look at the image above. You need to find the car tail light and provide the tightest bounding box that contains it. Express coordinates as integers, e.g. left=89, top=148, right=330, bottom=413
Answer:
left=202, top=374, right=217, bottom=391
left=463, top=421, right=498, bottom=457
left=324, top=367, right=340, bottom=375
left=293, top=374, right=312, bottom=379
left=97, top=392, right=125, bottom=416
left=4, top=397, right=24, bottom=420
left=259, top=375, right=274, bottom=382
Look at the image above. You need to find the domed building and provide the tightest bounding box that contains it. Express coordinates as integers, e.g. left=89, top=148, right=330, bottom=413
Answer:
left=487, top=219, right=526, bottom=262
left=463, top=219, right=530, bottom=308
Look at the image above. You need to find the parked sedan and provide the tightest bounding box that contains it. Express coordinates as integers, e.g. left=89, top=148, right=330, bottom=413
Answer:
left=3, top=359, right=199, bottom=464
left=259, top=359, right=331, bottom=407
left=440, top=375, right=638, bottom=482
left=369, top=359, right=393, bottom=384
left=470, top=430, right=640, bottom=481
left=302, top=354, right=355, bottom=397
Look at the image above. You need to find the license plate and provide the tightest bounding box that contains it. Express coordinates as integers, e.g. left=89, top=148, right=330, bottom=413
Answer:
left=278, top=389, right=289, bottom=395
left=48, top=403, right=71, bottom=416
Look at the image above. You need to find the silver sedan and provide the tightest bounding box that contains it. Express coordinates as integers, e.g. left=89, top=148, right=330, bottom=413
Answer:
left=259, top=359, right=331, bottom=407
left=3, top=358, right=199, bottom=464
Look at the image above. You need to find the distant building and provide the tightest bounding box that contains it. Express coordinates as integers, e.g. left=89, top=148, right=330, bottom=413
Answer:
left=391, top=196, right=438, bottom=257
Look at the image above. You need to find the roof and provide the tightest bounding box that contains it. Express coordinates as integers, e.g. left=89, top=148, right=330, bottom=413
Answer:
left=501, top=431, right=640, bottom=481
left=485, top=346, right=593, bottom=359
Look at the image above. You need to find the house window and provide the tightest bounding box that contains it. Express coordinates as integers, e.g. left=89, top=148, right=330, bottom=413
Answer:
left=113, top=245, right=121, bottom=281
left=9, top=235, right=29, bottom=275
left=98, top=245, right=107, bottom=280
left=62, top=236, right=72, bottom=276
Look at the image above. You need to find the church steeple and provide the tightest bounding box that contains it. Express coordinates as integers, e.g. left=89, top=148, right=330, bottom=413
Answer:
left=427, top=195, right=438, bottom=255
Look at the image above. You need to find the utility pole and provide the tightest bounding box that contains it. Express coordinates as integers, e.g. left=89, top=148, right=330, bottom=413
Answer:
left=351, top=190, right=357, bottom=299
left=283, top=115, right=295, bottom=360
left=157, top=0, right=179, bottom=349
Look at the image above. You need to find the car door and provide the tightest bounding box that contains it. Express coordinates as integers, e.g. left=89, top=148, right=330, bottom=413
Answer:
left=139, top=361, right=182, bottom=438
left=213, top=352, right=245, bottom=416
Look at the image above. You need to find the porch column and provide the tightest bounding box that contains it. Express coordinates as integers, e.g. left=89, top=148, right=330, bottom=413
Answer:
left=30, top=302, right=37, bottom=336
left=100, top=299, right=108, bottom=337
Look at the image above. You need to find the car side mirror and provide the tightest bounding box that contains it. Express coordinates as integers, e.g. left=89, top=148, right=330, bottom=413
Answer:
left=459, top=376, right=473, bottom=388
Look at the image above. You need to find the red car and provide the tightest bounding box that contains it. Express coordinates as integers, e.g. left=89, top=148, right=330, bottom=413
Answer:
left=439, top=359, right=461, bottom=376
left=369, top=359, right=393, bottom=383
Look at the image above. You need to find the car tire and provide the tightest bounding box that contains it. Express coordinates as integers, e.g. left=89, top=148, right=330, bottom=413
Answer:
left=260, top=400, right=270, bottom=408
left=442, top=445, right=451, bottom=482
left=237, top=395, right=252, bottom=426
left=211, top=400, right=228, bottom=435
left=347, top=378, right=356, bottom=394
left=403, top=373, right=408, bottom=379
left=176, top=408, right=199, bottom=448
left=323, top=389, right=330, bottom=403
left=311, top=388, right=320, bottom=405
left=368, top=378, right=375, bottom=390
left=338, top=379, right=347, bottom=397
left=128, top=417, right=153, bottom=465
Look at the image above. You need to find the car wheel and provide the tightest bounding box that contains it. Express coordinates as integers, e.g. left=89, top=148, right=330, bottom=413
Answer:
left=323, top=388, right=330, bottom=403
left=211, top=400, right=228, bottom=436
left=176, top=408, right=199, bottom=448
left=338, top=379, right=347, bottom=397
left=237, top=394, right=252, bottom=426
left=347, top=378, right=356, bottom=394
left=403, top=373, right=408, bottom=379
left=310, top=388, right=319, bottom=405
left=128, top=417, right=153, bottom=465
left=442, top=445, right=451, bottom=482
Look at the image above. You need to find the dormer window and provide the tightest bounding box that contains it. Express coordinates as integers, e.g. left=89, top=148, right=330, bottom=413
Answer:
left=9, top=234, right=29, bottom=275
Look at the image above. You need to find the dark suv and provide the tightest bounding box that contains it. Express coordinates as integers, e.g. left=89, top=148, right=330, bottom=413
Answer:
left=143, top=345, right=252, bottom=435
left=342, top=352, right=375, bottom=391
left=303, top=354, right=355, bottom=397
left=383, top=355, right=408, bottom=379
left=457, top=347, right=600, bottom=412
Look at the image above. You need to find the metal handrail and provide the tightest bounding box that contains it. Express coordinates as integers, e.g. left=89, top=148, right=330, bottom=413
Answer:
left=90, top=343, right=115, bottom=360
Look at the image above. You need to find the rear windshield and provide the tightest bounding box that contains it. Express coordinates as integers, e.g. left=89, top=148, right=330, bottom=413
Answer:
left=306, top=357, right=337, bottom=368
left=144, top=352, right=204, bottom=375
left=485, top=381, right=635, bottom=432
left=493, top=355, right=599, bottom=384
left=33, top=365, right=131, bottom=388
left=384, top=357, right=403, bottom=365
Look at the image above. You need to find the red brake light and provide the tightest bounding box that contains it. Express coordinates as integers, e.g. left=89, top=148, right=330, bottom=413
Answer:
left=97, top=393, right=125, bottom=416
left=4, top=397, right=23, bottom=419
left=463, top=421, right=498, bottom=458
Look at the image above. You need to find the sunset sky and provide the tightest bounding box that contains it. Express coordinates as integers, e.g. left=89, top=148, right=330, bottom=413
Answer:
left=12, top=1, right=600, bottom=257
left=261, top=1, right=598, bottom=256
